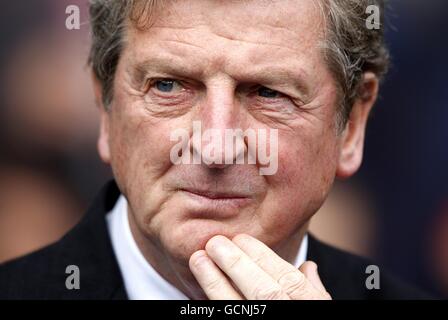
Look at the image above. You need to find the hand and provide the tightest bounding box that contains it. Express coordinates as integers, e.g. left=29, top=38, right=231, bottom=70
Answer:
left=189, top=234, right=332, bottom=300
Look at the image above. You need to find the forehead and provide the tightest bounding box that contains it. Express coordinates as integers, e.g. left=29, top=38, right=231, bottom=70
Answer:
left=123, top=0, right=326, bottom=80
left=147, top=0, right=324, bottom=36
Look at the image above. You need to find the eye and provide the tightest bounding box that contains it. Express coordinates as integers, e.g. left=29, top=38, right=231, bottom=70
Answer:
left=257, top=86, right=281, bottom=98
left=153, top=79, right=182, bottom=93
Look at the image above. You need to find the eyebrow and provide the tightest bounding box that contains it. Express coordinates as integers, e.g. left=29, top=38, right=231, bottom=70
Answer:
left=129, top=56, right=312, bottom=96
left=129, top=55, right=204, bottom=85
left=237, top=65, right=312, bottom=95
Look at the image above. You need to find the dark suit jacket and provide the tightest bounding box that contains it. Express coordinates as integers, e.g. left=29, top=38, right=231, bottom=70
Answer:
left=0, top=181, right=430, bottom=300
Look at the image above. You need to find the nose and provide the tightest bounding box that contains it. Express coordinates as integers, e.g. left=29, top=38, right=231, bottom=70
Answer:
left=190, top=81, right=246, bottom=170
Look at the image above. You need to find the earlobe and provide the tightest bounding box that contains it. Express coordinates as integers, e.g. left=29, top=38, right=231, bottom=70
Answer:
left=336, top=118, right=364, bottom=179
left=336, top=72, right=379, bottom=179
left=98, top=111, right=111, bottom=164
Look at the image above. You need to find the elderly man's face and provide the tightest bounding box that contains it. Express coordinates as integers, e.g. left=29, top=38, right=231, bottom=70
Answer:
left=96, top=0, right=368, bottom=263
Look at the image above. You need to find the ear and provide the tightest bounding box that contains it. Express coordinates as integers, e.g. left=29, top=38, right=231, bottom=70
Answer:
left=336, top=72, right=379, bottom=179
left=91, top=71, right=111, bottom=164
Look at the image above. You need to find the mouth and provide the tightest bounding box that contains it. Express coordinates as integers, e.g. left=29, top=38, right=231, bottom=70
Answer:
left=179, top=188, right=253, bottom=218
left=181, top=188, right=249, bottom=200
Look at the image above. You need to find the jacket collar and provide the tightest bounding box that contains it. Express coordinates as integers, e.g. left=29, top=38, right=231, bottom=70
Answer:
left=56, top=180, right=127, bottom=299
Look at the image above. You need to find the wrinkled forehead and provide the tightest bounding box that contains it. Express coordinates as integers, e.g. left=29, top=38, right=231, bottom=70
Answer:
left=122, top=0, right=327, bottom=82
left=125, top=0, right=326, bottom=50
left=151, top=0, right=323, bottom=29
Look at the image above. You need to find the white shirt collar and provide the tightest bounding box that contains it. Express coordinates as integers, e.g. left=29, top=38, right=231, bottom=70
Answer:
left=106, top=195, right=308, bottom=300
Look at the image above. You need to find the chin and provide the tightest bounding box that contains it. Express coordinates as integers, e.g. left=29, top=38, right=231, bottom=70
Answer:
left=158, top=218, right=242, bottom=263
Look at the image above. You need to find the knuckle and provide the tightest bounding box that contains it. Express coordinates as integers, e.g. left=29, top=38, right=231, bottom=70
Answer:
left=277, top=270, right=307, bottom=295
left=227, top=253, right=243, bottom=270
left=253, top=285, right=285, bottom=300
left=252, top=250, right=270, bottom=265
left=205, top=278, right=224, bottom=293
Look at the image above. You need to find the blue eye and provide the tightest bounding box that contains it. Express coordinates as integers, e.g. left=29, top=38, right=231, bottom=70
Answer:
left=155, top=79, right=176, bottom=92
left=257, top=87, right=280, bottom=98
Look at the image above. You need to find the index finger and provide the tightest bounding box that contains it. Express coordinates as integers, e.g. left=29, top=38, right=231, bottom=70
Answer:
left=232, top=234, right=327, bottom=299
left=205, top=235, right=291, bottom=300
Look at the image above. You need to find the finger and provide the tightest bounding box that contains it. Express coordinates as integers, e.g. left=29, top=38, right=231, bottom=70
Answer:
left=232, top=234, right=324, bottom=299
left=299, top=261, right=329, bottom=297
left=205, top=235, right=290, bottom=300
left=189, top=250, right=243, bottom=300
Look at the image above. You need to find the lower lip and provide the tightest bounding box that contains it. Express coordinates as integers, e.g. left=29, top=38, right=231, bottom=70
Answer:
left=180, top=190, right=252, bottom=218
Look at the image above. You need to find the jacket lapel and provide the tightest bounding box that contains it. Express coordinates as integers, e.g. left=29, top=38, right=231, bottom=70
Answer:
left=55, top=180, right=128, bottom=299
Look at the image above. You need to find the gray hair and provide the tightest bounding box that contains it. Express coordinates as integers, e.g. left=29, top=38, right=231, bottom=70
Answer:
left=88, top=0, right=389, bottom=127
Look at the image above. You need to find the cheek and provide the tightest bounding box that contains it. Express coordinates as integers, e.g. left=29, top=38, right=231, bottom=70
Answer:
left=259, top=131, right=339, bottom=235
left=276, top=130, right=338, bottom=191
left=107, top=105, right=188, bottom=209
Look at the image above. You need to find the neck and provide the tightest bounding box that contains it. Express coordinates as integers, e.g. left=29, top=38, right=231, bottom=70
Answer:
left=127, top=207, right=308, bottom=299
